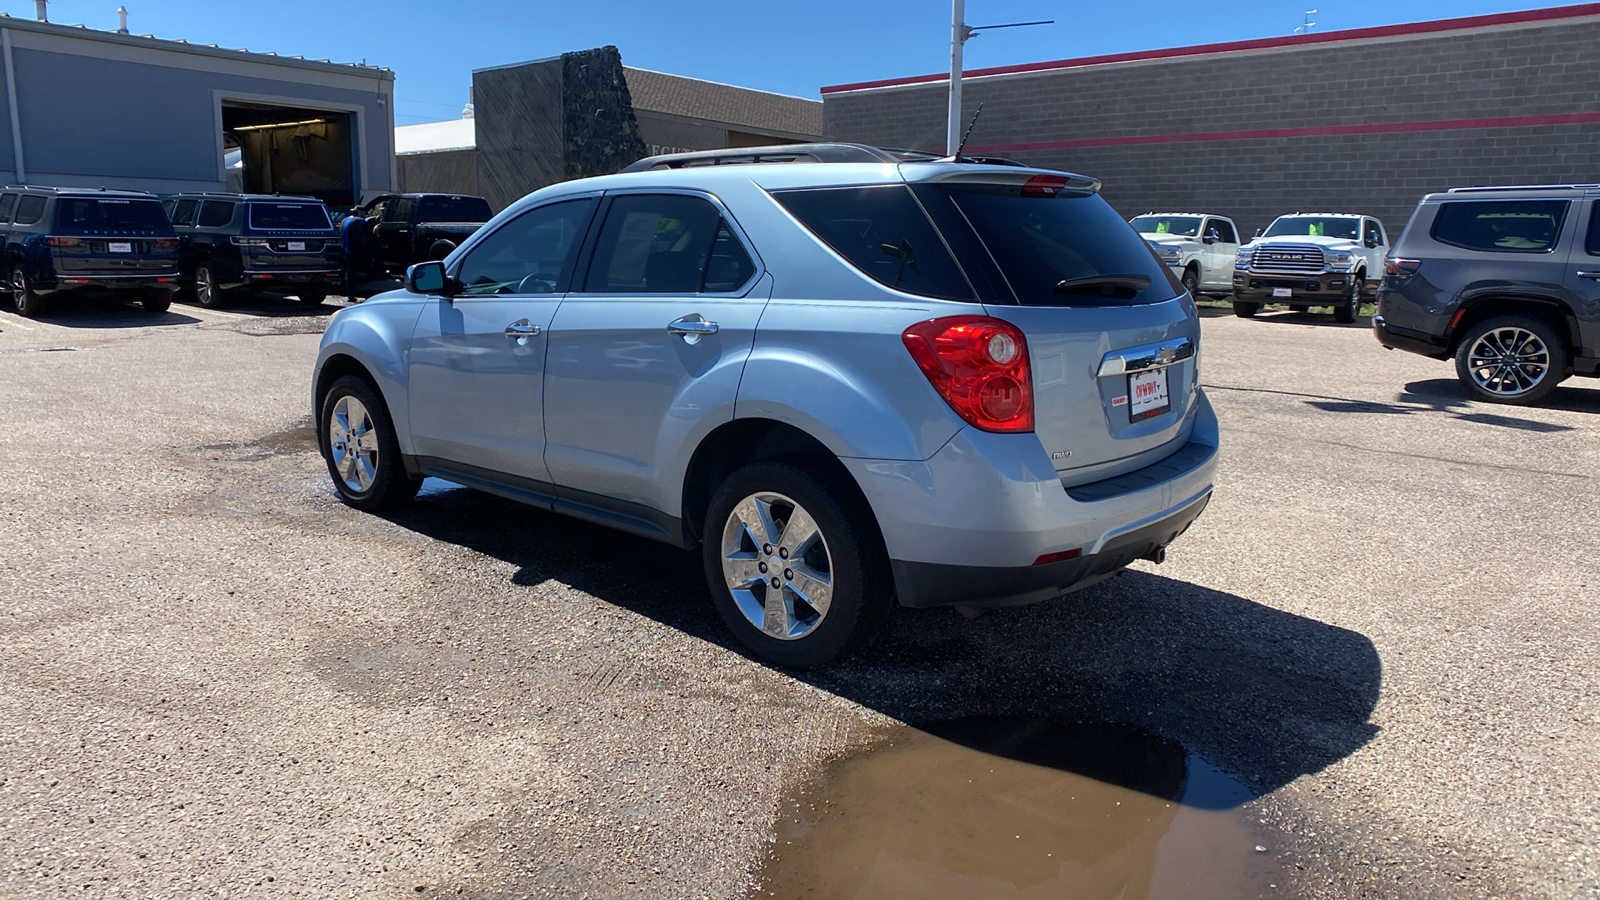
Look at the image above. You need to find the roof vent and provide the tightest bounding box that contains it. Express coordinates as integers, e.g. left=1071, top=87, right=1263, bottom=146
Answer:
left=116, top=5, right=128, bottom=34
left=34, top=0, right=46, bottom=22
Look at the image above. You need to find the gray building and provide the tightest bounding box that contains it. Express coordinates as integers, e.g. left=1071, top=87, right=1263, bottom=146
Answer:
left=822, top=5, right=1600, bottom=235
left=398, top=47, right=822, bottom=210
left=0, top=13, right=394, bottom=206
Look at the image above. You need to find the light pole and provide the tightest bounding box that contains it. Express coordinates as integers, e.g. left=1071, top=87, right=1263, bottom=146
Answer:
left=946, top=6, right=1053, bottom=156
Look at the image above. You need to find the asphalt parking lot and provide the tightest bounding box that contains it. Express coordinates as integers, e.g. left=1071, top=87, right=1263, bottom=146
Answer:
left=1, top=295, right=1596, bottom=899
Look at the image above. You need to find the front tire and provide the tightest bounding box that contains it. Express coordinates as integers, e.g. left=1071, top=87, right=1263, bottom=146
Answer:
left=1232, top=300, right=1260, bottom=318
left=1334, top=272, right=1362, bottom=324
left=194, top=263, right=227, bottom=309
left=11, top=265, right=45, bottom=318
left=1454, top=315, right=1567, bottom=406
left=319, top=376, right=420, bottom=510
left=702, top=459, right=891, bottom=668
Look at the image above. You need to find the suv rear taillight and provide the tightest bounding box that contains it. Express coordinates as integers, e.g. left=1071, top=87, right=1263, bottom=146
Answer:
left=902, top=316, right=1034, bottom=433
left=153, top=237, right=179, bottom=250
left=44, top=237, right=83, bottom=248
left=1384, top=257, right=1421, bottom=277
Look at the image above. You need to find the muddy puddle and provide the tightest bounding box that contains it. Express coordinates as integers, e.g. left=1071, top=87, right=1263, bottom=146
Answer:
left=755, top=717, right=1280, bottom=900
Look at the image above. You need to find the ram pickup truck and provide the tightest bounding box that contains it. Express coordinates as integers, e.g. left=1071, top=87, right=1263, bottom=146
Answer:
left=368, top=193, right=491, bottom=274
left=1232, top=212, right=1389, bottom=323
left=1129, top=212, right=1241, bottom=298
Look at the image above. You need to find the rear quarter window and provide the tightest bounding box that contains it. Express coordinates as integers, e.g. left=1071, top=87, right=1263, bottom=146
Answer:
left=0, top=193, right=17, bottom=223
left=13, top=195, right=46, bottom=226
left=1431, top=200, right=1568, bottom=253
left=772, top=185, right=974, bottom=301
left=198, top=201, right=234, bottom=228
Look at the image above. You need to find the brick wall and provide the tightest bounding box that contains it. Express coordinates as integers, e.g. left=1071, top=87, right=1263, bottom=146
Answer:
left=823, top=14, right=1600, bottom=236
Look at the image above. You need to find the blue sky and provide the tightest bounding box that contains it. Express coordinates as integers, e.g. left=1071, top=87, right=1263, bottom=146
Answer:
left=11, top=1, right=1569, bottom=125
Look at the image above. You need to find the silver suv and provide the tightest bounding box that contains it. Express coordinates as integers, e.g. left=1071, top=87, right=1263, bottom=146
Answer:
left=311, top=143, right=1219, bottom=667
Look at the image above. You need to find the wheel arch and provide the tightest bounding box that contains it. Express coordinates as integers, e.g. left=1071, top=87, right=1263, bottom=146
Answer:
left=1447, top=294, right=1581, bottom=359
left=313, top=350, right=415, bottom=467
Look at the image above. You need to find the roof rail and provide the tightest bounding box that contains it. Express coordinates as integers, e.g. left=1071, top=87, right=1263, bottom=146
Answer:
left=620, top=142, right=1027, bottom=172
left=1446, top=183, right=1600, bottom=193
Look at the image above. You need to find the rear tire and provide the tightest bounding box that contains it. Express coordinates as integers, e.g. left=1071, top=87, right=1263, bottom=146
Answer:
left=1232, top=301, right=1260, bottom=318
left=140, top=291, right=172, bottom=314
left=194, top=263, right=226, bottom=309
left=319, top=376, right=420, bottom=511
left=1453, top=314, right=1567, bottom=406
left=702, top=459, right=891, bottom=668
left=10, top=265, right=44, bottom=318
left=298, top=285, right=329, bottom=306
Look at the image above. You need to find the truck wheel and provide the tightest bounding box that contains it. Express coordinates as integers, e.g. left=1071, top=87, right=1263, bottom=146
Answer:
left=194, top=263, right=227, bottom=309
left=1454, top=315, right=1567, bottom=406
left=140, top=291, right=172, bottom=314
left=702, top=459, right=892, bottom=668
left=10, top=265, right=45, bottom=318
left=297, top=285, right=329, bottom=306
left=319, top=376, right=421, bottom=510
left=1232, top=301, right=1259, bottom=318
left=1180, top=266, right=1200, bottom=298
left=426, top=238, right=457, bottom=260
left=1334, top=273, right=1362, bottom=323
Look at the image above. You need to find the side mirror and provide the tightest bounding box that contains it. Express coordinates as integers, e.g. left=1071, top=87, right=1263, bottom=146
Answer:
left=406, top=261, right=451, bottom=296
left=1363, top=236, right=1378, bottom=248
left=1202, top=232, right=1218, bottom=245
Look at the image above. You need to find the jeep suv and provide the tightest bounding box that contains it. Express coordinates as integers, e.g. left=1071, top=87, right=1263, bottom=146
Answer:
left=1129, top=212, right=1241, bottom=298
left=311, top=143, right=1219, bottom=667
left=164, top=193, right=342, bottom=307
left=1375, top=184, right=1600, bottom=405
left=1233, top=213, right=1388, bottom=322
left=0, top=186, right=180, bottom=317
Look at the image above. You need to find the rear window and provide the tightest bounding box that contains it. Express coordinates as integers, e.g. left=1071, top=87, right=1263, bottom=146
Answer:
left=772, top=185, right=973, bottom=301
left=1432, top=200, right=1568, bottom=253
left=247, top=202, right=331, bottom=231
left=54, top=198, right=171, bottom=233
left=936, top=183, right=1178, bottom=307
left=416, top=195, right=491, bottom=222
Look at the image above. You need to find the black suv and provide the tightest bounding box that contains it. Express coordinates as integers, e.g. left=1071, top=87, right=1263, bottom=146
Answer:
left=0, top=186, right=180, bottom=317
left=163, top=193, right=342, bottom=307
left=1375, top=184, right=1600, bottom=405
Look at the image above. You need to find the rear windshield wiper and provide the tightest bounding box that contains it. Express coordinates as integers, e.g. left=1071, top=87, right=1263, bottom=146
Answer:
left=1052, top=274, right=1152, bottom=295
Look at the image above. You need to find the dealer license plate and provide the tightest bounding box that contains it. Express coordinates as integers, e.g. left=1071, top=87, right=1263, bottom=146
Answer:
left=287, top=241, right=306, bottom=251
left=1272, top=287, right=1293, bottom=298
left=1128, top=368, right=1170, bottom=422
left=108, top=242, right=132, bottom=253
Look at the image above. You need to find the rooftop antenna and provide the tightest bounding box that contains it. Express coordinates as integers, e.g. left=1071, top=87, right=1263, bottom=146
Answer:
left=1293, top=9, right=1318, bottom=34
left=947, top=2, right=1053, bottom=154
left=952, top=102, right=984, bottom=158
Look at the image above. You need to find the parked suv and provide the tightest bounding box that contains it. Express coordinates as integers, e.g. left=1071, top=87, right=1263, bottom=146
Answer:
left=164, top=193, right=341, bottom=307
left=1375, top=184, right=1600, bottom=405
left=1129, top=212, right=1241, bottom=298
left=311, top=143, right=1218, bottom=667
left=1233, top=213, right=1388, bottom=322
left=0, top=186, right=179, bottom=317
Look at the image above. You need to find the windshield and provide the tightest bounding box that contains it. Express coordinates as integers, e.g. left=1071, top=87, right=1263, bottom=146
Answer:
left=54, top=198, right=171, bottom=234
left=1263, top=216, right=1360, bottom=239
left=247, top=202, right=332, bottom=231
left=1129, top=215, right=1202, bottom=237
left=931, top=183, right=1177, bottom=307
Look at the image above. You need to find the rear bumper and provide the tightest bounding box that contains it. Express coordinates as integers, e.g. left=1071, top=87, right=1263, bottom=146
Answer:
left=845, top=389, right=1219, bottom=609
left=38, top=272, right=180, bottom=294
left=1372, top=314, right=1450, bottom=359
left=230, top=269, right=341, bottom=289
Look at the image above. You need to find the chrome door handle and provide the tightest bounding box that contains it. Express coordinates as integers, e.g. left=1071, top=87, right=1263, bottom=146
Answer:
left=505, top=319, right=540, bottom=345
left=1577, top=271, right=1600, bottom=280
left=667, top=314, right=719, bottom=344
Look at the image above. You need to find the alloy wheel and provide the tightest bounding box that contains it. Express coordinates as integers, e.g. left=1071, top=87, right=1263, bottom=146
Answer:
left=327, top=394, right=381, bottom=492
left=1465, top=326, right=1550, bottom=397
left=196, top=268, right=214, bottom=306
left=719, top=491, right=833, bottom=641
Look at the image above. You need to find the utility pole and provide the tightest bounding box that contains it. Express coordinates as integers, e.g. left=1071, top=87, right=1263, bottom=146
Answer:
left=946, top=5, right=1052, bottom=156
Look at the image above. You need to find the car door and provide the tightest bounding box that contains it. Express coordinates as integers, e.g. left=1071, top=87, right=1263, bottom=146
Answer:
left=1206, top=218, right=1239, bottom=289
left=1362, top=219, right=1388, bottom=285
left=404, top=195, right=600, bottom=494
left=1561, top=198, right=1600, bottom=353
left=541, top=190, right=768, bottom=535
left=375, top=196, right=416, bottom=270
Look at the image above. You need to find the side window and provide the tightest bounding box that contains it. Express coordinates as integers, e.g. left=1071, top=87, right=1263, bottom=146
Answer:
left=453, top=197, right=596, bottom=296
left=13, top=195, right=46, bottom=226
left=1585, top=203, right=1600, bottom=256
left=583, top=193, right=754, bottom=294
left=1364, top=220, right=1385, bottom=245
left=1432, top=201, right=1568, bottom=253
left=772, top=185, right=973, bottom=301
left=0, top=193, right=18, bottom=223
left=198, top=201, right=234, bottom=228
left=384, top=197, right=415, bottom=224
left=1211, top=219, right=1237, bottom=244
left=171, top=199, right=199, bottom=227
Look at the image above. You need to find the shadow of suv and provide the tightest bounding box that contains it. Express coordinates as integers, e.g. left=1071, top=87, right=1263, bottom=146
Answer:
left=0, top=186, right=180, bottom=317
left=1375, top=184, right=1600, bottom=405
left=163, top=193, right=342, bottom=308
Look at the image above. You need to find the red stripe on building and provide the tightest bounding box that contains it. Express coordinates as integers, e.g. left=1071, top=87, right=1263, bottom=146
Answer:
left=820, top=3, right=1600, bottom=94
left=958, top=112, right=1600, bottom=154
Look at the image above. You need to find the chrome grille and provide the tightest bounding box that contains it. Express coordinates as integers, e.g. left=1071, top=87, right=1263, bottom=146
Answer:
left=1248, top=244, right=1325, bottom=273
